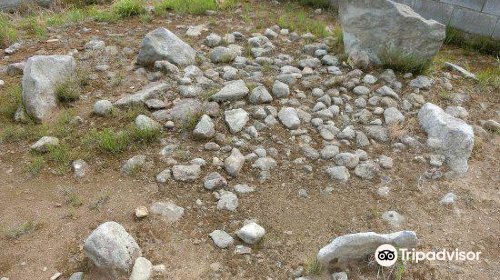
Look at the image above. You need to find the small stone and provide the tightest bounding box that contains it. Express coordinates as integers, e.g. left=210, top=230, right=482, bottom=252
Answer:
left=325, top=166, right=350, bottom=183
left=234, top=184, right=255, bottom=194
left=150, top=201, right=185, bottom=222
left=30, top=136, right=59, bottom=153
left=332, top=272, right=348, bottom=280
left=193, top=114, right=216, bottom=139
left=217, top=190, right=238, bottom=211
left=130, top=257, right=152, bottom=280
left=224, top=148, right=245, bottom=177
left=440, top=192, right=456, bottom=206
left=204, top=172, right=227, bottom=190
left=225, top=108, right=249, bottom=133
left=377, top=186, right=390, bottom=197
left=72, top=159, right=88, bottom=178
left=378, top=155, right=393, bottom=169
left=68, top=272, right=84, bottom=280
left=278, top=107, right=300, bottom=130
left=272, top=80, right=290, bottom=98
left=234, top=245, right=252, bottom=255
left=135, top=206, right=148, bottom=218
left=237, top=222, right=265, bottom=244
left=121, top=155, right=146, bottom=175
left=172, top=165, right=201, bottom=181
left=209, top=230, right=234, bottom=249
left=93, top=100, right=113, bottom=116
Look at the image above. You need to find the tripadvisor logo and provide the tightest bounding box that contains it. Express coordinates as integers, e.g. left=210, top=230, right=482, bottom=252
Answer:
left=375, top=244, right=482, bottom=266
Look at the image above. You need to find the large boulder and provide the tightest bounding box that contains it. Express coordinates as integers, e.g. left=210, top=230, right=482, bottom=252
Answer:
left=137, top=28, right=196, bottom=67
left=338, top=0, right=445, bottom=65
left=317, top=231, right=417, bottom=267
left=1, top=0, right=53, bottom=11
left=22, top=55, right=76, bottom=122
left=83, top=221, right=142, bottom=277
left=418, top=103, right=474, bottom=175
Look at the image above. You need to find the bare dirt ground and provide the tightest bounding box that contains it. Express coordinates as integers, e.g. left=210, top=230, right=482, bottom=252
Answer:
left=1, top=1, right=499, bottom=280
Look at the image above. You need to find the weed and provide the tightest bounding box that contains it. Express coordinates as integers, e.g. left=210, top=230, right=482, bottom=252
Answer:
left=305, top=257, right=324, bottom=275
left=90, top=190, right=112, bottom=210
left=476, top=66, right=500, bottom=90
left=25, top=156, right=45, bottom=175
left=60, top=186, right=83, bottom=207
left=55, top=79, right=81, bottom=103
left=154, top=0, right=234, bottom=15
left=0, top=14, right=18, bottom=47
left=291, top=0, right=331, bottom=9
left=379, top=45, right=431, bottom=74
left=120, top=105, right=148, bottom=122
left=0, top=84, right=23, bottom=121
left=1, top=124, right=48, bottom=143
left=63, top=0, right=113, bottom=7
left=113, top=0, right=146, bottom=18
left=88, top=7, right=120, bottom=23
left=182, top=111, right=203, bottom=131
left=83, top=128, right=131, bottom=154
left=139, top=12, right=153, bottom=23
left=19, top=16, right=48, bottom=38
left=65, top=8, right=88, bottom=23
left=127, top=125, right=162, bottom=143
left=444, top=26, right=500, bottom=57
left=3, top=221, right=43, bottom=240
left=437, top=90, right=454, bottom=101
left=278, top=10, right=329, bottom=38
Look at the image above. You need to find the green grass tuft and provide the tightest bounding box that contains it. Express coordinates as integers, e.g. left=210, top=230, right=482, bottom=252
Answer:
left=306, top=258, right=324, bottom=275
left=3, top=221, right=43, bottom=240
left=0, top=14, right=18, bottom=47
left=25, top=156, right=45, bottom=175
left=0, top=85, right=23, bottom=121
left=83, top=128, right=131, bottom=154
left=379, top=45, right=431, bottom=74
left=444, top=26, right=500, bottom=57
left=60, top=186, right=83, bottom=207
left=128, top=125, right=162, bottom=143
left=113, top=0, right=146, bottom=18
left=55, top=79, right=81, bottom=103
left=154, top=0, right=236, bottom=15
left=278, top=10, right=329, bottom=38
left=19, top=16, right=48, bottom=39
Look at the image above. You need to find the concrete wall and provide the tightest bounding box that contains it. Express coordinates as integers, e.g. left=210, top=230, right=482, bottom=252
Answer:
left=330, top=0, right=500, bottom=40
left=392, top=0, right=500, bottom=40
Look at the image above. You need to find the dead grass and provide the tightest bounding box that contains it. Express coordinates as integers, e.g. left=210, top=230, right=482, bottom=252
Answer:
left=2, top=221, right=43, bottom=240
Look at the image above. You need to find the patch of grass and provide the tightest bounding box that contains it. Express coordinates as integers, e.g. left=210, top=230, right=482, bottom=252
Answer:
left=19, top=16, right=48, bottom=39
left=128, top=125, right=162, bottom=143
left=83, top=128, right=131, bottom=154
left=65, top=8, right=89, bottom=23
left=476, top=66, right=500, bottom=90
left=437, top=90, right=454, bottom=101
left=60, top=186, right=83, bottom=207
left=291, top=0, right=331, bottom=9
left=112, top=0, right=146, bottom=18
left=154, top=0, right=235, bottom=15
left=0, top=13, right=18, bottom=47
left=444, top=26, right=500, bottom=57
left=278, top=10, right=329, bottom=38
left=139, top=12, right=153, bottom=23
left=1, top=124, right=48, bottom=143
left=25, top=156, right=45, bottom=175
left=3, top=221, right=43, bottom=240
left=0, top=85, right=23, bottom=121
left=379, top=45, right=431, bottom=74
left=89, top=190, right=112, bottom=210
left=119, top=105, right=148, bottom=122
left=88, top=7, right=120, bottom=23
left=182, top=111, right=203, bottom=131
left=55, top=79, right=81, bottom=103
left=63, top=0, right=112, bottom=7
left=305, top=258, right=324, bottom=275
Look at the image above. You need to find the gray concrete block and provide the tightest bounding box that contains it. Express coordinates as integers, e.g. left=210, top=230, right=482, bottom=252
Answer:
left=483, top=0, right=500, bottom=17
left=493, top=18, right=500, bottom=40
left=414, top=0, right=454, bottom=25
left=440, top=0, right=486, bottom=11
left=450, top=7, right=497, bottom=36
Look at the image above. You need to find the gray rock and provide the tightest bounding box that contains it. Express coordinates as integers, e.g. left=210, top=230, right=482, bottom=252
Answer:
left=209, top=230, right=234, bottom=249
left=252, top=157, right=277, bottom=171
left=193, top=114, right=215, bottom=139
left=211, top=80, right=249, bottom=102
left=384, top=107, right=404, bottom=124
left=325, top=166, right=350, bottom=183
left=154, top=60, right=180, bottom=75
left=445, top=106, right=468, bottom=119
left=72, top=159, right=88, bottom=178
left=204, top=172, right=227, bottom=190
left=278, top=107, right=300, bottom=130
left=444, top=62, right=477, bottom=81
left=320, top=145, right=339, bottom=160
left=156, top=169, right=171, bottom=183
left=22, top=55, right=76, bottom=122
left=137, top=28, right=196, bottom=66
left=150, top=201, right=185, bottom=222
left=482, top=119, right=500, bottom=132
left=364, top=125, right=389, bottom=142
left=301, top=144, right=320, bottom=160
left=332, top=272, right=348, bottom=280
left=84, top=221, right=142, bottom=277
left=272, top=80, right=290, bottom=98
left=418, top=103, right=474, bottom=175
left=217, top=190, right=238, bottom=211
left=115, top=82, right=169, bottom=107
left=121, top=155, right=147, bottom=174
left=354, top=161, right=380, bottom=179
left=339, top=0, right=445, bottom=66
left=224, top=148, right=245, bottom=177
left=378, top=155, right=393, bottom=169
left=130, top=257, right=152, bottom=280
left=206, top=33, right=222, bottom=47
left=298, top=57, right=321, bottom=69
left=237, top=222, right=265, bottom=245
left=135, top=115, right=161, bottom=131
left=30, top=136, right=59, bottom=152
left=334, top=153, right=359, bottom=169
left=172, top=164, right=201, bottom=181
left=210, top=46, right=237, bottom=63
left=224, top=108, right=249, bottom=133
left=317, top=231, right=417, bottom=266
left=440, top=192, right=456, bottom=205
left=234, top=184, right=255, bottom=194
left=409, top=75, right=433, bottom=90
left=93, top=100, right=113, bottom=116
left=68, top=272, right=84, bottom=280
left=249, top=85, right=273, bottom=104
left=353, top=85, right=370, bottom=96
